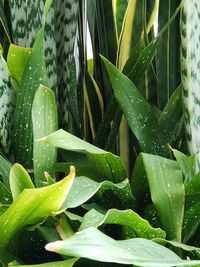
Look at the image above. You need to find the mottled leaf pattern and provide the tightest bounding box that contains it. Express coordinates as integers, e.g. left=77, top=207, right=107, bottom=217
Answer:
left=0, top=55, right=15, bottom=155
left=55, top=0, right=79, bottom=130
left=9, top=0, right=57, bottom=91
left=181, top=0, right=200, bottom=170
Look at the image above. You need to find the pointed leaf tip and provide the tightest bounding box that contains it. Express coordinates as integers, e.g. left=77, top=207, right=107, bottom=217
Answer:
left=45, top=241, right=62, bottom=252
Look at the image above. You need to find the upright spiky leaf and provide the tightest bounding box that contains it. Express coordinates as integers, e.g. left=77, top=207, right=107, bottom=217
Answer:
left=0, top=55, right=15, bottom=155
left=181, top=0, right=200, bottom=170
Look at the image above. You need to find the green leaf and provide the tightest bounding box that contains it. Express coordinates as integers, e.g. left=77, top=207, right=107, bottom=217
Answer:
left=0, top=166, right=75, bottom=252
left=39, top=129, right=127, bottom=183
left=185, top=172, right=200, bottom=194
left=0, top=1, right=11, bottom=44
left=157, top=0, right=181, bottom=110
left=112, top=0, right=127, bottom=39
left=45, top=227, right=200, bottom=266
left=7, top=44, right=31, bottom=84
left=13, top=26, right=48, bottom=168
left=0, top=181, right=12, bottom=206
left=117, top=0, right=144, bottom=69
left=181, top=0, right=200, bottom=169
left=102, top=56, right=165, bottom=155
left=158, top=85, right=183, bottom=145
left=140, top=153, right=184, bottom=241
left=55, top=0, right=79, bottom=130
left=183, top=193, right=200, bottom=243
left=62, top=176, right=135, bottom=210
left=9, top=163, right=34, bottom=201
left=32, top=85, right=58, bottom=187
left=15, top=258, right=79, bottom=267
left=171, top=147, right=195, bottom=182
left=79, top=208, right=166, bottom=239
left=0, top=54, right=16, bottom=155
left=0, top=153, right=12, bottom=188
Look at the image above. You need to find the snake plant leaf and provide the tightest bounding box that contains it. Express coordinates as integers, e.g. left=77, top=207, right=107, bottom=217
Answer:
left=62, top=176, right=135, bottom=211
left=7, top=44, right=31, bottom=84
left=0, top=153, right=12, bottom=188
left=181, top=0, right=200, bottom=170
left=102, top=56, right=165, bottom=156
left=15, top=258, right=79, bottom=267
left=55, top=0, right=79, bottom=131
left=0, top=1, right=11, bottom=44
left=0, top=54, right=15, bottom=155
left=112, top=0, right=127, bottom=40
left=45, top=227, right=200, bottom=266
left=79, top=208, right=166, bottom=239
left=9, top=0, right=57, bottom=92
left=39, top=129, right=127, bottom=183
left=9, top=0, right=44, bottom=48
left=136, top=153, right=184, bottom=241
left=0, top=166, right=75, bottom=252
left=157, top=0, right=181, bottom=110
left=117, top=0, right=144, bottom=70
left=32, top=85, right=58, bottom=187
left=9, top=163, right=34, bottom=201
left=13, top=26, right=48, bottom=168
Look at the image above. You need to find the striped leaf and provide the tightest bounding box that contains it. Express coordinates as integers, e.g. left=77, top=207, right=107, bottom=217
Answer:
left=157, top=0, right=181, bottom=110
left=0, top=54, right=15, bottom=155
left=9, top=0, right=57, bottom=91
left=181, top=0, right=200, bottom=170
left=55, top=0, right=79, bottom=131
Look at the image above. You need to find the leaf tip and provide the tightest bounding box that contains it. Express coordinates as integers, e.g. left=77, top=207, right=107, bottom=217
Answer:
left=45, top=241, right=62, bottom=252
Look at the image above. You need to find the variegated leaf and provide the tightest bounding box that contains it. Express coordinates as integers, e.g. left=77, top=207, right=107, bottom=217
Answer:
left=181, top=0, right=200, bottom=170
left=55, top=0, right=79, bottom=130
left=9, top=0, right=57, bottom=91
left=0, top=55, right=15, bottom=155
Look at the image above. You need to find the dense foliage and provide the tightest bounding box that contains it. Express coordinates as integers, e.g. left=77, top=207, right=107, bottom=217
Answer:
left=0, top=0, right=200, bottom=266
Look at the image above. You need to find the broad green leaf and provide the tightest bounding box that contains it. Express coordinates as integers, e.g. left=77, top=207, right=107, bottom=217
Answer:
left=140, top=153, right=184, bottom=241
left=62, top=176, right=135, bottom=210
left=13, top=26, right=48, bottom=168
left=45, top=227, right=200, bottom=266
left=32, top=85, right=58, bottom=187
left=15, top=258, right=79, bottom=267
left=0, top=166, right=75, bottom=252
left=181, top=0, right=200, bottom=170
left=9, top=163, right=34, bottom=201
left=39, top=129, right=127, bottom=183
left=0, top=153, right=12, bottom=188
left=7, top=44, right=31, bottom=84
left=40, top=129, right=105, bottom=154
left=102, top=56, right=165, bottom=155
left=79, top=208, right=166, bottom=239
left=0, top=54, right=15, bottom=155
